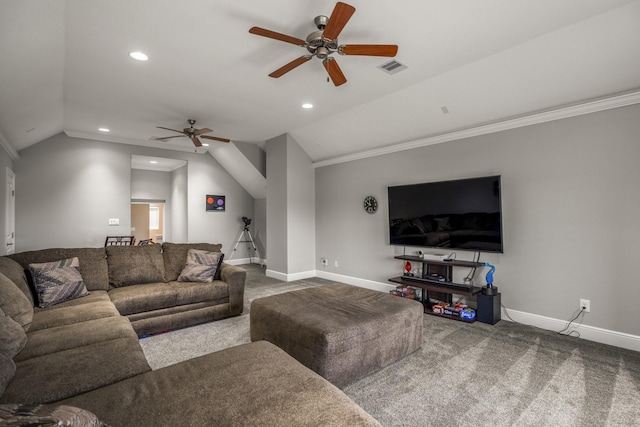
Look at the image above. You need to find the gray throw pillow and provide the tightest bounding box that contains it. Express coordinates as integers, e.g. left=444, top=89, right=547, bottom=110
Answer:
left=29, top=257, right=89, bottom=308
left=0, top=404, right=110, bottom=426
left=178, top=249, right=224, bottom=283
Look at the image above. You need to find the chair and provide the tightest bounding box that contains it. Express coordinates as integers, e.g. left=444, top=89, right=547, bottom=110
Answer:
left=105, top=236, right=135, bottom=246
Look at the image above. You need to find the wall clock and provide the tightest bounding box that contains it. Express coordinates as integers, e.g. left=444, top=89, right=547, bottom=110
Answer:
left=363, top=196, right=378, bottom=214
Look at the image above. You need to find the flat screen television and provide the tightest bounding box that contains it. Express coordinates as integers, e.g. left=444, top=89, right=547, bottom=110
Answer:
left=387, top=175, right=503, bottom=253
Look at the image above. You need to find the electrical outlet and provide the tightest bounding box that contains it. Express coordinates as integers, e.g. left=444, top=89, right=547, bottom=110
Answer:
left=108, top=218, right=119, bottom=226
left=580, top=299, right=591, bottom=313
left=334, top=260, right=339, bottom=268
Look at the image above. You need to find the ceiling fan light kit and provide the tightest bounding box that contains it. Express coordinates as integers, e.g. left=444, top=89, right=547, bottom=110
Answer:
left=249, top=1, right=398, bottom=86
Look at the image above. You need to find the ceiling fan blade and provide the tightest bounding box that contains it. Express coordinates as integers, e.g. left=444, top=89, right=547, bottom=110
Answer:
left=323, top=57, right=347, bottom=86
left=154, top=135, right=186, bottom=140
left=322, top=2, right=356, bottom=41
left=191, top=137, right=203, bottom=148
left=249, top=27, right=306, bottom=46
left=156, top=126, right=185, bottom=134
left=201, top=135, right=231, bottom=143
left=339, top=44, right=398, bottom=57
left=269, top=56, right=312, bottom=78
left=195, top=127, right=213, bottom=135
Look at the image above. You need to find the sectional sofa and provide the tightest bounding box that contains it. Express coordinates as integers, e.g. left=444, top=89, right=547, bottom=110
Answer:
left=0, top=243, right=380, bottom=426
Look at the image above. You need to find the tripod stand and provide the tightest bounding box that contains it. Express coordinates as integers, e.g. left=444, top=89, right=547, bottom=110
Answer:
left=230, top=224, right=262, bottom=266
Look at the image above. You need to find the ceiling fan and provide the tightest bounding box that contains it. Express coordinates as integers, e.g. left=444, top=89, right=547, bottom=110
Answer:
left=249, top=1, right=398, bottom=86
left=154, top=119, right=230, bottom=147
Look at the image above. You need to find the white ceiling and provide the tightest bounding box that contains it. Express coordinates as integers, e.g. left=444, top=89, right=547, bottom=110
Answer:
left=1, top=0, right=640, bottom=164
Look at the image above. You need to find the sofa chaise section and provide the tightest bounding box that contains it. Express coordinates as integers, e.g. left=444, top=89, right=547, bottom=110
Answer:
left=51, top=341, right=382, bottom=427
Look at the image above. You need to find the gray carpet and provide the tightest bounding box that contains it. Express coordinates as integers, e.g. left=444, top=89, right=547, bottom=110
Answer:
left=140, top=264, right=640, bottom=426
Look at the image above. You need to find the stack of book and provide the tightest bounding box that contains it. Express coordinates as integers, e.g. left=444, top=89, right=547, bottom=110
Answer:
left=390, top=286, right=417, bottom=299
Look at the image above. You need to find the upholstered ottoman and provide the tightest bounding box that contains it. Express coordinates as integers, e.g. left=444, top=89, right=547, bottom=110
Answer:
left=250, top=283, right=423, bottom=387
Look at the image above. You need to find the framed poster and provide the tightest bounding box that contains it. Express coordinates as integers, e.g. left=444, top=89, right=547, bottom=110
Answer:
left=206, top=195, right=225, bottom=211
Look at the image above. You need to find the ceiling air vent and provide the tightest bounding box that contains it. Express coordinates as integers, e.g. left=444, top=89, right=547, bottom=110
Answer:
left=378, top=60, right=407, bottom=75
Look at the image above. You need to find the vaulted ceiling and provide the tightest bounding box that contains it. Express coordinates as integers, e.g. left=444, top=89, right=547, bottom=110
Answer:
left=1, top=0, right=639, bottom=164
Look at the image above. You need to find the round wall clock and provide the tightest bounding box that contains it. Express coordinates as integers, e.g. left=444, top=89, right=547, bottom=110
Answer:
left=363, top=196, right=378, bottom=214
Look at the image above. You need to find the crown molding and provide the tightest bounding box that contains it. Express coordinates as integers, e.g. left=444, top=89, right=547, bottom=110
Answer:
left=0, top=129, right=20, bottom=161
left=312, top=90, right=640, bottom=168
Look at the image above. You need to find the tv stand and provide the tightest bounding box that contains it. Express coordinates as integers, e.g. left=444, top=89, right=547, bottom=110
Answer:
left=389, top=255, right=484, bottom=321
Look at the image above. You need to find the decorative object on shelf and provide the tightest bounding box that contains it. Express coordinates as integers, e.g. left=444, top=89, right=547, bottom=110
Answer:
left=206, top=195, right=225, bottom=211
left=363, top=195, right=378, bottom=214
left=403, top=261, right=412, bottom=276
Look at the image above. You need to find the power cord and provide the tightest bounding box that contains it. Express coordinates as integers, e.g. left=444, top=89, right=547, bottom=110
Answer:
left=557, top=308, right=585, bottom=338
left=501, top=303, right=586, bottom=338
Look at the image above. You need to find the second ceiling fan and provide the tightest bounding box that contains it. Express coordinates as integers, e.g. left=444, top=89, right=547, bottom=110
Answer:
left=154, top=119, right=230, bottom=148
left=249, top=2, right=398, bottom=86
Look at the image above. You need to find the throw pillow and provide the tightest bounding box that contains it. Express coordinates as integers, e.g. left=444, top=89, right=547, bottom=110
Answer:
left=178, top=249, right=224, bottom=283
left=29, top=257, right=89, bottom=308
left=161, top=242, right=223, bottom=281
left=0, top=404, right=110, bottom=427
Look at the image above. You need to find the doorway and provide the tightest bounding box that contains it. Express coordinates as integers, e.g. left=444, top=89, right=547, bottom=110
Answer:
left=5, top=167, right=15, bottom=254
left=131, top=202, right=165, bottom=244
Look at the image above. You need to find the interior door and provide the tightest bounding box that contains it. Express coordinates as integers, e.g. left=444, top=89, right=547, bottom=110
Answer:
left=5, top=167, right=15, bottom=254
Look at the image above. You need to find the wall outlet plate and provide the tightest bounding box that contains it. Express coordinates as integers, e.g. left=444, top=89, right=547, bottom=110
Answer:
left=580, top=299, right=591, bottom=313
left=109, top=218, right=119, bottom=226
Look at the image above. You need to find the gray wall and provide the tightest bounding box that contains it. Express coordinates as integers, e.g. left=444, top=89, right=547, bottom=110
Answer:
left=266, top=134, right=315, bottom=276
left=13, top=132, right=254, bottom=257
left=315, top=103, right=640, bottom=336
left=170, top=165, right=188, bottom=242
left=0, top=145, right=15, bottom=255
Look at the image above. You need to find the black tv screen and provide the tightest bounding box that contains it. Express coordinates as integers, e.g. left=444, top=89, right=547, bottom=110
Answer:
left=388, top=175, right=503, bottom=253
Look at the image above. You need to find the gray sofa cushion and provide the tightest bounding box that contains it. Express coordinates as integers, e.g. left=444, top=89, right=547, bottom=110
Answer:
left=0, top=308, right=27, bottom=360
left=16, top=316, right=138, bottom=363
left=108, top=282, right=176, bottom=316
left=0, top=272, right=33, bottom=332
left=0, top=257, right=33, bottom=306
left=29, top=300, right=120, bottom=332
left=8, top=248, right=109, bottom=292
left=0, top=354, right=15, bottom=398
left=161, top=243, right=222, bottom=281
left=0, top=337, right=151, bottom=405
left=106, top=245, right=165, bottom=287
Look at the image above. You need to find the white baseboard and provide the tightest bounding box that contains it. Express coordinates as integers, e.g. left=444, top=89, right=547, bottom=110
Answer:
left=227, top=257, right=266, bottom=266
left=225, top=257, right=251, bottom=266
left=313, top=270, right=640, bottom=353
left=501, top=308, right=640, bottom=353
left=315, top=270, right=397, bottom=292
left=265, top=268, right=315, bottom=282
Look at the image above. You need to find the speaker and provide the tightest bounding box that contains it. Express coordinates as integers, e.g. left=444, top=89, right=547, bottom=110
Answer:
left=477, top=288, right=501, bottom=325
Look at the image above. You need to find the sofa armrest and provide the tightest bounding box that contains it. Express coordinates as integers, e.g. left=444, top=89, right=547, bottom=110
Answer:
left=220, top=263, right=246, bottom=315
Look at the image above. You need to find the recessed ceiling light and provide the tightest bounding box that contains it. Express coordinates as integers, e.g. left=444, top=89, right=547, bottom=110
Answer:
left=150, top=161, right=158, bottom=164
left=302, top=103, right=313, bottom=109
left=129, top=51, right=149, bottom=61
left=98, top=128, right=110, bottom=132
left=202, top=143, right=210, bottom=147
